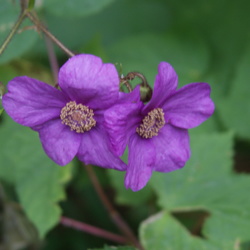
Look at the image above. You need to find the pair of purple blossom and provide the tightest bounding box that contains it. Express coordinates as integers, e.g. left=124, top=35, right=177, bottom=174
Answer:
left=2, top=54, right=214, bottom=191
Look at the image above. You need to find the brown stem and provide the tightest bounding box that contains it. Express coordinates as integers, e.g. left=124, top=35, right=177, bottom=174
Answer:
left=0, top=11, right=26, bottom=56
left=60, top=216, right=128, bottom=244
left=119, top=79, right=132, bottom=93
left=20, top=0, right=28, bottom=12
left=84, top=164, right=143, bottom=250
left=45, top=35, right=59, bottom=83
left=125, top=72, right=150, bottom=89
left=25, top=11, right=75, bottom=57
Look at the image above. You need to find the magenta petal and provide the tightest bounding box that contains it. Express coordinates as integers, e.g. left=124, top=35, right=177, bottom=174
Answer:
left=125, top=134, right=155, bottom=191
left=38, top=119, right=81, bottom=166
left=77, top=127, right=126, bottom=170
left=163, top=82, right=215, bottom=129
left=152, top=124, right=190, bottom=172
left=2, top=76, right=67, bottom=127
left=58, top=54, right=119, bottom=109
left=144, top=62, right=178, bottom=112
left=104, top=102, right=143, bottom=156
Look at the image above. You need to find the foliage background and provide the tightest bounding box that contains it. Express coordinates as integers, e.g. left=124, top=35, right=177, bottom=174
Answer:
left=0, top=0, right=250, bottom=249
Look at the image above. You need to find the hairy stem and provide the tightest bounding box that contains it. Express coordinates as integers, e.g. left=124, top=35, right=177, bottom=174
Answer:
left=25, top=11, right=75, bottom=57
left=45, top=35, right=59, bottom=83
left=123, top=80, right=133, bottom=92
left=60, top=216, right=128, bottom=244
left=0, top=11, right=26, bottom=56
left=84, top=164, right=143, bottom=249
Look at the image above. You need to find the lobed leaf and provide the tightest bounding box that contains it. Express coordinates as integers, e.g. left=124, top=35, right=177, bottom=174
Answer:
left=139, top=211, right=217, bottom=250
left=149, top=132, right=250, bottom=247
left=150, top=132, right=234, bottom=210
left=0, top=114, right=72, bottom=238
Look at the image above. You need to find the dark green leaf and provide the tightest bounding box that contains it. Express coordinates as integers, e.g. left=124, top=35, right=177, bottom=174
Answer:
left=90, top=246, right=137, bottom=250
left=0, top=186, right=38, bottom=249
left=43, top=0, right=116, bottom=18
left=28, top=0, right=35, bottom=10
left=107, top=32, right=209, bottom=87
left=108, top=169, right=152, bottom=206
left=32, top=0, right=172, bottom=57
left=217, top=44, right=250, bottom=139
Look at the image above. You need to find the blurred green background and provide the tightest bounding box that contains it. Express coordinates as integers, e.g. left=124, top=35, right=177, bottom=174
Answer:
left=0, top=0, right=250, bottom=249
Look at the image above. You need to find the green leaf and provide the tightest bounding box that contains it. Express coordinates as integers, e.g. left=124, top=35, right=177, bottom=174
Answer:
left=165, top=0, right=250, bottom=137
left=150, top=132, right=250, bottom=247
left=107, top=32, right=209, bottom=87
left=150, top=132, right=234, bottom=210
left=139, top=211, right=217, bottom=250
left=0, top=114, right=72, bottom=238
left=28, top=0, right=35, bottom=10
left=43, top=0, right=116, bottom=18
left=0, top=60, right=53, bottom=86
left=217, top=44, right=250, bottom=139
left=35, top=0, right=172, bottom=58
left=0, top=1, right=38, bottom=64
left=203, top=209, right=250, bottom=249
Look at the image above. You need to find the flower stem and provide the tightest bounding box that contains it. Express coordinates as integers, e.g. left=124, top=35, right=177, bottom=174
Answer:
left=45, top=35, right=59, bottom=83
left=0, top=11, right=26, bottom=56
left=84, top=164, right=143, bottom=250
left=25, top=11, right=75, bottom=58
left=121, top=79, right=133, bottom=93
left=60, top=216, right=128, bottom=244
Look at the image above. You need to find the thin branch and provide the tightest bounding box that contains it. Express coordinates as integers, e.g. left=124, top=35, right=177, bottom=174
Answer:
left=45, top=35, right=59, bottom=83
left=0, top=11, right=26, bottom=56
left=124, top=81, right=133, bottom=92
left=120, top=79, right=133, bottom=93
left=25, top=11, right=75, bottom=58
left=60, top=216, right=128, bottom=244
left=84, top=164, right=143, bottom=250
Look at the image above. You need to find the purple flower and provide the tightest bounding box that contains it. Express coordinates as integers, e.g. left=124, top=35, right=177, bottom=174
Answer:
left=2, top=54, right=127, bottom=170
left=104, top=62, right=215, bottom=191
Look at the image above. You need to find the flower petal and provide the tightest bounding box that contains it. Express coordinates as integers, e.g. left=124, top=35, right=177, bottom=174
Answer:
left=38, top=119, right=81, bottom=166
left=144, top=62, right=178, bottom=112
left=2, top=76, right=67, bottom=127
left=104, top=102, right=143, bottom=156
left=125, top=134, right=156, bottom=191
left=152, top=124, right=191, bottom=172
left=118, top=85, right=141, bottom=103
left=77, top=126, right=127, bottom=170
left=58, top=54, right=119, bottom=109
left=163, top=82, right=215, bottom=129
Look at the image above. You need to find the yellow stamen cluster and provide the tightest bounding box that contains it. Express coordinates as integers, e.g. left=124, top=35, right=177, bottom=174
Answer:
left=136, top=108, right=165, bottom=139
left=60, top=101, right=96, bottom=133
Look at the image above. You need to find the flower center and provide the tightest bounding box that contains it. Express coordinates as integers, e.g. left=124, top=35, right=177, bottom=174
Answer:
left=136, top=108, right=165, bottom=139
left=60, top=101, right=96, bottom=133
